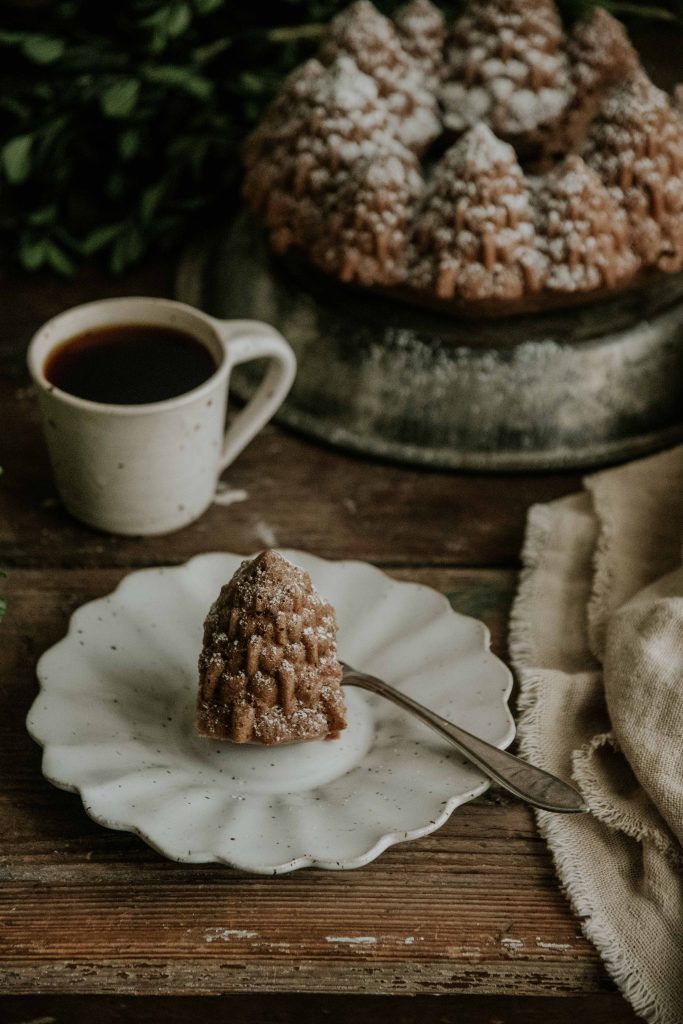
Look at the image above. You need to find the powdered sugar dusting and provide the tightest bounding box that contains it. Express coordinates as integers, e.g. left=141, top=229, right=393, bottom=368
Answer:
left=440, top=0, right=573, bottom=136
left=394, top=0, right=446, bottom=90
left=410, top=124, right=544, bottom=302
left=242, top=0, right=681, bottom=308
left=319, top=0, right=440, bottom=152
left=213, top=485, right=248, bottom=507
left=582, top=72, right=683, bottom=271
left=534, top=154, right=638, bottom=292
left=197, top=551, right=346, bottom=745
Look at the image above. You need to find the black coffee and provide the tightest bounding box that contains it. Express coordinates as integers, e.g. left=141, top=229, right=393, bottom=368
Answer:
left=44, top=323, right=217, bottom=405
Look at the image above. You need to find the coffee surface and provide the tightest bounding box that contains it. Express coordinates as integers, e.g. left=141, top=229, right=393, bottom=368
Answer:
left=45, top=323, right=217, bottom=404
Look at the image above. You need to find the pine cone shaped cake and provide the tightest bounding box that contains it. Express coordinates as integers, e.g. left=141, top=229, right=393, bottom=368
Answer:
left=311, top=151, right=424, bottom=287
left=318, top=0, right=440, bottom=152
left=411, top=124, right=542, bottom=302
left=242, top=0, right=683, bottom=317
left=582, top=72, right=683, bottom=272
left=541, top=8, right=641, bottom=155
left=394, top=0, right=446, bottom=90
left=242, top=58, right=324, bottom=173
left=440, top=0, right=572, bottom=142
left=197, top=551, right=347, bottom=746
left=566, top=9, right=639, bottom=115
left=243, top=56, right=401, bottom=256
left=535, top=154, right=639, bottom=293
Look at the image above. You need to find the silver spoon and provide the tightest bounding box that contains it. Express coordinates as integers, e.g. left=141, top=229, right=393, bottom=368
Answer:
left=341, top=663, right=586, bottom=814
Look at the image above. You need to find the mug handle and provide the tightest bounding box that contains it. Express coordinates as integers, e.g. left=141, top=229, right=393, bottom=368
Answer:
left=211, top=318, right=297, bottom=472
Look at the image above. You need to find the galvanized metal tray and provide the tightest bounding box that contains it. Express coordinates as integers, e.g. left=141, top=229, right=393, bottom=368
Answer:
left=176, top=211, right=683, bottom=471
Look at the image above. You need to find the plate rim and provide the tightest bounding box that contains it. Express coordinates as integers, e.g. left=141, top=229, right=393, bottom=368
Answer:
left=27, top=549, right=515, bottom=873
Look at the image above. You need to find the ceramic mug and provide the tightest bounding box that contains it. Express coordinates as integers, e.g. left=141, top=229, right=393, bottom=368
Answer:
left=27, top=296, right=297, bottom=536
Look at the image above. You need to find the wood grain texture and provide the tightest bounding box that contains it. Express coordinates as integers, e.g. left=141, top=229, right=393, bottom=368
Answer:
left=0, top=260, right=582, bottom=570
left=0, top=376, right=581, bottom=570
left=0, top=240, right=657, bottom=1016
left=1, top=568, right=610, bottom=998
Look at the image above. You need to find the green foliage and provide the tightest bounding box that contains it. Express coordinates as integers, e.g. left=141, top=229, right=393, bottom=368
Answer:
left=0, top=0, right=680, bottom=276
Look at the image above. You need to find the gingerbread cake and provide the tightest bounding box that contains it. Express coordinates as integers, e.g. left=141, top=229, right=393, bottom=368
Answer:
left=242, top=0, right=683, bottom=317
left=196, top=550, right=347, bottom=746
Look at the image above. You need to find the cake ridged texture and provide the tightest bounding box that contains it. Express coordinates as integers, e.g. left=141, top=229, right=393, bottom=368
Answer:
left=538, top=8, right=640, bottom=156
left=534, top=154, right=639, bottom=292
left=318, top=0, right=440, bottom=152
left=242, top=56, right=414, bottom=265
left=394, top=0, right=446, bottom=91
left=440, top=0, right=572, bottom=140
left=582, top=72, right=683, bottom=272
left=311, top=151, right=424, bottom=287
left=411, top=124, right=542, bottom=301
left=242, top=0, right=683, bottom=312
left=197, top=551, right=347, bottom=746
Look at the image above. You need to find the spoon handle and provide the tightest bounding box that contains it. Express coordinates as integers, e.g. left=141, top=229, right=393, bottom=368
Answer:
left=343, top=668, right=586, bottom=814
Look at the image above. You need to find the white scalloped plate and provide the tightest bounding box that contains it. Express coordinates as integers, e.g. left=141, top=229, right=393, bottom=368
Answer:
left=27, top=550, right=514, bottom=873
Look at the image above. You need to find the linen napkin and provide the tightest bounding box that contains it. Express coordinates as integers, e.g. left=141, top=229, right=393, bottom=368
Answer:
left=509, top=446, right=683, bottom=1024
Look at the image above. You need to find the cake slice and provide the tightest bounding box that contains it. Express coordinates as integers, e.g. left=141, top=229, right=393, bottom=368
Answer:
left=197, top=550, right=347, bottom=745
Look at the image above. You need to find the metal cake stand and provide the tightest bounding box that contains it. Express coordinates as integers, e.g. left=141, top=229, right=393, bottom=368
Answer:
left=176, top=211, right=683, bottom=471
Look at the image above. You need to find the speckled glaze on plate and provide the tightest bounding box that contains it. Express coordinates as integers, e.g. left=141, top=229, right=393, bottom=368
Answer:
left=26, top=550, right=514, bottom=873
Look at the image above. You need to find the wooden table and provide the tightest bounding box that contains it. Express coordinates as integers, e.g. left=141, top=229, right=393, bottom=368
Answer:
left=0, top=263, right=647, bottom=1023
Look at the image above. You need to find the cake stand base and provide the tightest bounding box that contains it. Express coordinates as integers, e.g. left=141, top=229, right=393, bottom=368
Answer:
left=176, top=212, right=683, bottom=471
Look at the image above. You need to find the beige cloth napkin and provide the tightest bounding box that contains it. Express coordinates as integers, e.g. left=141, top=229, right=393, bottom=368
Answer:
left=509, top=446, right=683, bottom=1023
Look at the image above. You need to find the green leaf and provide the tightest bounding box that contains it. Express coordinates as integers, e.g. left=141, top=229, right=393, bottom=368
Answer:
left=101, top=79, right=140, bottom=118
left=143, top=65, right=213, bottom=100
left=123, top=227, right=145, bottom=265
left=21, top=35, right=66, bottom=64
left=44, top=241, right=75, bottom=276
left=239, top=71, right=266, bottom=94
left=194, top=0, right=224, bottom=13
left=604, top=1, right=677, bottom=18
left=0, top=597, right=6, bottom=624
left=27, top=205, right=57, bottom=227
left=193, top=36, right=231, bottom=65
left=141, top=2, right=191, bottom=36
left=140, top=182, right=165, bottom=223
left=19, top=238, right=48, bottom=270
left=80, top=224, right=121, bottom=256
left=166, top=3, right=192, bottom=37
left=110, top=225, right=145, bottom=274
left=110, top=234, right=128, bottom=275
left=2, top=134, right=32, bottom=184
left=0, top=31, right=23, bottom=46
left=0, top=95, right=30, bottom=119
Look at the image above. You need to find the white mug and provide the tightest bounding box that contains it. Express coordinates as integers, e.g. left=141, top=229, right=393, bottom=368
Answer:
left=27, top=296, right=296, bottom=536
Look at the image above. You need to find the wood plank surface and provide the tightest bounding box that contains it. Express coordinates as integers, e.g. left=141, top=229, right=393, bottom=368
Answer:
left=0, top=248, right=651, bottom=1020
left=0, top=567, right=610, bottom=998
left=0, top=263, right=583, bottom=570
left=0, top=375, right=582, bottom=570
